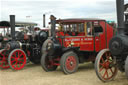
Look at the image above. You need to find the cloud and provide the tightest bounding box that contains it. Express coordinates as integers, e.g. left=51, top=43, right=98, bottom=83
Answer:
left=1, top=0, right=128, bottom=27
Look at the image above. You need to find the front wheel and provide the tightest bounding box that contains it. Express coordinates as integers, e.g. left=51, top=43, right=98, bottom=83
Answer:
left=95, top=49, right=118, bottom=82
left=41, top=53, right=58, bottom=72
left=0, top=49, right=10, bottom=69
left=125, top=56, right=128, bottom=78
left=8, top=49, right=27, bottom=70
left=60, top=51, right=79, bottom=74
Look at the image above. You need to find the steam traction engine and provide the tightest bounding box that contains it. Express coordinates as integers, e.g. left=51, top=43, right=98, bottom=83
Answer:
left=0, top=20, right=39, bottom=50
left=95, top=0, right=128, bottom=82
left=0, top=15, right=48, bottom=70
left=0, top=21, right=12, bottom=49
left=41, top=15, right=114, bottom=74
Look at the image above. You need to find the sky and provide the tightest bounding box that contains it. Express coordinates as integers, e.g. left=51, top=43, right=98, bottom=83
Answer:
left=0, top=0, right=128, bottom=27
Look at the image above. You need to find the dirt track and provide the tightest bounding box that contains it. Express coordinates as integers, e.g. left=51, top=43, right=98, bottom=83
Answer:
left=0, top=62, right=128, bottom=85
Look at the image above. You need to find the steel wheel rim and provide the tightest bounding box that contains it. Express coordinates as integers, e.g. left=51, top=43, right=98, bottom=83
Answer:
left=65, top=56, right=76, bottom=71
left=0, top=49, right=10, bottom=69
left=98, top=51, right=117, bottom=81
left=9, top=49, right=26, bottom=70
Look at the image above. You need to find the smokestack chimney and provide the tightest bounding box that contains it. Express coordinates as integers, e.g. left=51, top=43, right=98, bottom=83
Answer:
left=10, top=15, right=15, bottom=40
left=50, top=15, right=56, bottom=37
left=116, top=0, right=124, bottom=34
left=43, top=14, right=46, bottom=28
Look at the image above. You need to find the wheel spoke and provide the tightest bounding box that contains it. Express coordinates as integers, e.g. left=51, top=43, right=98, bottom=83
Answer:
left=11, top=57, right=16, bottom=59
left=1, top=62, right=3, bottom=66
left=19, top=63, right=22, bottom=67
left=103, top=69, right=107, bottom=78
left=16, top=63, right=18, bottom=68
left=101, top=57, right=105, bottom=63
left=19, top=57, right=24, bottom=60
left=106, top=53, right=109, bottom=59
left=5, top=61, right=8, bottom=65
left=14, top=53, right=17, bottom=58
left=99, top=62, right=104, bottom=66
left=19, top=61, right=24, bottom=63
left=18, top=53, right=23, bottom=58
left=11, top=60, right=16, bottom=63
left=110, top=68, right=114, bottom=74
left=106, top=69, right=109, bottom=78
left=99, top=66, right=104, bottom=72
left=12, top=61, right=18, bottom=66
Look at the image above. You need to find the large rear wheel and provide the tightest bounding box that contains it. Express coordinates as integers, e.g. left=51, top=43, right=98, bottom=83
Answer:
left=8, top=49, right=27, bottom=70
left=125, top=56, right=128, bottom=78
left=60, top=51, right=79, bottom=74
left=41, top=53, right=58, bottom=71
left=95, top=49, right=118, bottom=82
left=0, top=49, right=10, bottom=69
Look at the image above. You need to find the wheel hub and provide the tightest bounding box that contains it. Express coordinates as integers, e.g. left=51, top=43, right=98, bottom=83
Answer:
left=15, top=58, right=20, bottom=61
left=103, top=61, right=110, bottom=69
left=70, top=61, right=73, bottom=66
left=66, top=56, right=76, bottom=70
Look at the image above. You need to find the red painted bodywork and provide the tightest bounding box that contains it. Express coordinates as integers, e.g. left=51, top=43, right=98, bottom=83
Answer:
left=56, top=19, right=114, bottom=52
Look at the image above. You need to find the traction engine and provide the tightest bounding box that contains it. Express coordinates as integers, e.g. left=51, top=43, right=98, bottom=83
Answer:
left=95, top=0, right=128, bottom=82
left=41, top=15, right=114, bottom=74
left=0, top=21, right=11, bottom=49
left=0, top=15, right=49, bottom=70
